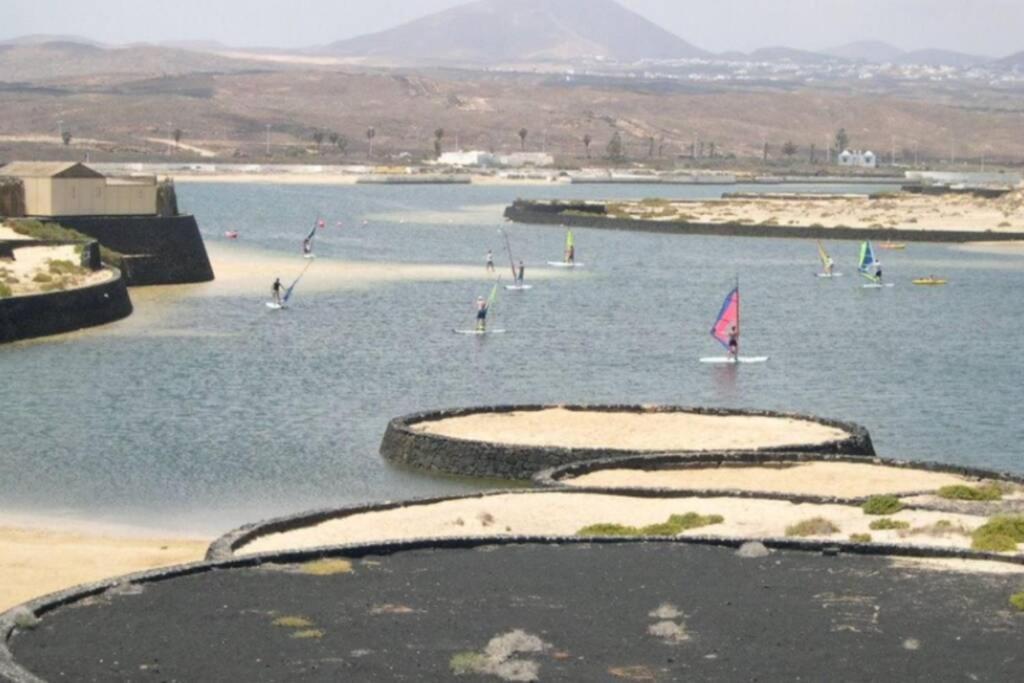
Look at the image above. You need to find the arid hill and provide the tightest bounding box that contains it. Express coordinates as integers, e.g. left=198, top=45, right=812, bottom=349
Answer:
left=325, top=0, right=706, bottom=64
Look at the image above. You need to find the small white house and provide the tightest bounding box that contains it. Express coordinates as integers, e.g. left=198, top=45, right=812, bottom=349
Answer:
left=838, top=149, right=877, bottom=169
left=437, top=151, right=497, bottom=167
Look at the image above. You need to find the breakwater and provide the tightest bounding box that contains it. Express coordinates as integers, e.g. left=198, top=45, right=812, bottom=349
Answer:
left=504, top=199, right=1024, bottom=243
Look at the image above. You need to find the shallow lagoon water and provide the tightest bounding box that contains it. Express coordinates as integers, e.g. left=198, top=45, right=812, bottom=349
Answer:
left=2, top=182, right=1022, bottom=535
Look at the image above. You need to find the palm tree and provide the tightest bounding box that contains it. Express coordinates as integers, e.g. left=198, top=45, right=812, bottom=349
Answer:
left=172, top=128, right=183, bottom=148
left=834, top=128, right=850, bottom=154
left=61, top=131, right=72, bottom=146
left=335, top=135, right=349, bottom=156
left=434, top=128, right=445, bottom=158
left=606, top=131, right=624, bottom=162
left=582, top=134, right=592, bottom=159
left=518, top=128, right=528, bottom=151
left=782, top=141, right=798, bottom=157
left=312, top=130, right=325, bottom=154
left=366, top=127, right=376, bottom=158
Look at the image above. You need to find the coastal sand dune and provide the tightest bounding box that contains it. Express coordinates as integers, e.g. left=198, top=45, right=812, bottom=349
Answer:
left=412, top=408, right=850, bottom=451
left=237, top=491, right=992, bottom=557
left=563, top=461, right=972, bottom=498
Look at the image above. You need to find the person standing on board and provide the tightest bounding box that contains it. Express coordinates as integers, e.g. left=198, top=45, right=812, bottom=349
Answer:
left=566, top=243, right=575, bottom=265
left=272, top=277, right=284, bottom=306
left=302, top=238, right=312, bottom=256
left=486, top=250, right=495, bottom=273
left=517, top=260, right=525, bottom=286
left=475, top=296, right=489, bottom=331
left=874, top=265, right=883, bottom=283
left=727, top=325, right=739, bottom=360
left=824, top=254, right=834, bottom=276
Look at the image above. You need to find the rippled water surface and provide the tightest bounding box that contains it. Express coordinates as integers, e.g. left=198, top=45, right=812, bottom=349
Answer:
left=3, top=181, right=1023, bottom=534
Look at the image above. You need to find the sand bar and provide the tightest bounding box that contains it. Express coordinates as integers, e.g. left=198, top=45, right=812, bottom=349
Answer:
left=563, top=461, right=972, bottom=498
left=411, top=408, right=850, bottom=451
left=238, top=491, right=996, bottom=557
left=0, top=524, right=208, bottom=611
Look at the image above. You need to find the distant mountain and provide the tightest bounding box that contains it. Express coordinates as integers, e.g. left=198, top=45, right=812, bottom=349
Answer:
left=997, top=51, right=1024, bottom=68
left=0, top=34, right=105, bottom=47
left=895, top=49, right=989, bottom=68
left=746, top=47, right=836, bottom=65
left=0, top=42, right=259, bottom=81
left=825, top=40, right=905, bottom=63
left=324, top=0, right=706, bottom=64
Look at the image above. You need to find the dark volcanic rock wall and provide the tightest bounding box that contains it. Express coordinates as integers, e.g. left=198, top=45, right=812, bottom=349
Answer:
left=48, top=215, right=214, bottom=286
left=0, top=269, right=132, bottom=343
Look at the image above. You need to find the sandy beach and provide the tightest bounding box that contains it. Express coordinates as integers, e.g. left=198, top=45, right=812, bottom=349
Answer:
left=563, top=461, right=974, bottom=498
left=412, top=408, right=851, bottom=451
left=602, top=190, right=1024, bottom=233
left=0, top=520, right=208, bottom=611
left=237, top=491, right=998, bottom=557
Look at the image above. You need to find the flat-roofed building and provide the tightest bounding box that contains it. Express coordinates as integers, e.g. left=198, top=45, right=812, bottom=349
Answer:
left=0, top=162, right=158, bottom=217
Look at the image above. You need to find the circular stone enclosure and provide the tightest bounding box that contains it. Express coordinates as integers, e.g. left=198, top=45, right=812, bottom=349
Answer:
left=380, top=405, right=875, bottom=480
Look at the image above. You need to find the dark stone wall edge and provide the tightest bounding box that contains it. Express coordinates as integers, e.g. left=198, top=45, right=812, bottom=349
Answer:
left=45, top=215, right=214, bottom=286
left=504, top=201, right=1024, bottom=243
left=0, top=270, right=132, bottom=344
left=379, top=404, right=875, bottom=481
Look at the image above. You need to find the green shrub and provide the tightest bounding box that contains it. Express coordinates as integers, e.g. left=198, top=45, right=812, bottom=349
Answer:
left=9, top=219, right=123, bottom=267
left=938, top=484, right=1003, bottom=501
left=48, top=259, right=84, bottom=276
left=32, top=272, right=52, bottom=283
left=869, top=519, right=911, bottom=531
left=849, top=533, right=872, bottom=543
left=786, top=517, right=840, bottom=537
left=666, top=513, right=725, bottom=531
left=579, top=513, right=725, bottom=538
left=971, top=516, right=1024, bottom=552
left=1010, top=592, right=1024, bottom=612
left=862, top=496, right=904, bottom=516
left=0, top=282, right=10, bottom=298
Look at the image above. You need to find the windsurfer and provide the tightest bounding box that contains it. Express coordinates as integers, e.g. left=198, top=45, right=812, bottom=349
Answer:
left=517, top=260, right=525, bottom=285
left=727, top=326, right=739, bottom=359
left=272, top=277, right=284, bottom=306
left=566, top=244, right=575, bottom=264
left=824, top=255, right=834, bottom=276
left=874, top=265, right=883, bottom=282
left=302, top=238, right=312, bottom=256
left=486, top=250, right=495, bottom=273
left=476, top=296, right=489, bottom=331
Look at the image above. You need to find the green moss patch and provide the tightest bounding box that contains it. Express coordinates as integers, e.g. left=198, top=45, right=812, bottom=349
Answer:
left=0, top=282, right=10, bottom=298
left=849, top=533, right=872, bottom=543
left=450, top=651, right=489, bottom=675
left=869, top=519, right=911, bottom=531
left=291, top=629, right=324, bottom=640
left=785, top=517, right=840, bottom=537
left=299, top=559, right=353, bottom=576
left=577, top=513, right=724, bottom=538
left=938, top=484, right=1003, bottom=502
left=1010, top=592, right=1024, bottom=612
left=862, top=496, right=904, bottom=516
left=273, top=616, right=314, bottom=628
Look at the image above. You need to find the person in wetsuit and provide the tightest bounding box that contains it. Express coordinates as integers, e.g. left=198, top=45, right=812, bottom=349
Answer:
left=517, top=260, right=525, bottom=285
left=476, top=296, right=488, bottom=331
left=272, top=277, right=284, bottom=305
left=875, top=265, right=883, bottom=283
left=727, top=325, right=739, bottom=360
left=486, top=250, right=495, bottom=273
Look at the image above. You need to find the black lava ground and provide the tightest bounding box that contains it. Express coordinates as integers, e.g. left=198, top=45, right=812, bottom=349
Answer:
left=8, top=543, right=1024, bottom=682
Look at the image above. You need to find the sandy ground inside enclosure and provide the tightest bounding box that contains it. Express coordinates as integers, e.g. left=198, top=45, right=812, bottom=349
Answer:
left=412, top=408, right=851, bottom=451
left=600, top=190, right=1024, bottom=233
left=238, top=492, right=1001, bottom=557
left=0, top=239, right=113, bottom=296
left=0, top=521, right=208, bottom=611
left=564, top=462, right=974, bottom=498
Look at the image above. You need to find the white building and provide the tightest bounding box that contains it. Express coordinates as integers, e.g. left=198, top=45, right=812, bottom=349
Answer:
left=837, top=149, right=877, bottom=169
left=437, top=151, right=498, bottom=167
left=497, top=152, right=555, bottom=168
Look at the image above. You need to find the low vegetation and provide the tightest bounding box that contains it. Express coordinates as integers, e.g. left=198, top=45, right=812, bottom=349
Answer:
left=785, top=517, right=840, bottom=537
left=869, top=519, right=911, bottom=531
left=862, top=495, right=905, bottom=516
left=0, top=282, right=10, bottom=298
left=1011, top=592, right=1024, bottom=612
left=971, top=516, right=1024, bottom=552
left=577, top=513, right=724, bottom=537
left=9, top=219, right=123, bottom=267
left=849, top=533, right=872, bottom=543
left=272, top=616, right=313, bottom=628
left=938, top=484, right=1003, bottom=502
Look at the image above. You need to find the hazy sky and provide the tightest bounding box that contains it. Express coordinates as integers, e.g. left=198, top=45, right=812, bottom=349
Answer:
left=2, top=0, right=1020, bottom=56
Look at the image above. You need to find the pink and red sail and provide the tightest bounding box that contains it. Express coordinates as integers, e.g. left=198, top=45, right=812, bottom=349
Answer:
left=711, top=287, right=740, bottom=350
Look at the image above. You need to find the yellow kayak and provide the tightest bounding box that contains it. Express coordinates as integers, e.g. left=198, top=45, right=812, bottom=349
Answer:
left=913, top=278, right=948, bottom=286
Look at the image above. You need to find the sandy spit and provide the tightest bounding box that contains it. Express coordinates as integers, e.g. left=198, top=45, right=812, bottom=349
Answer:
left=0, top=523, right=208, bottom=611
left=412, top=408, right=851, bottom=451
left=564, top=462, right=972, bottom=498
left=238, top=492, right=994, bottom=557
